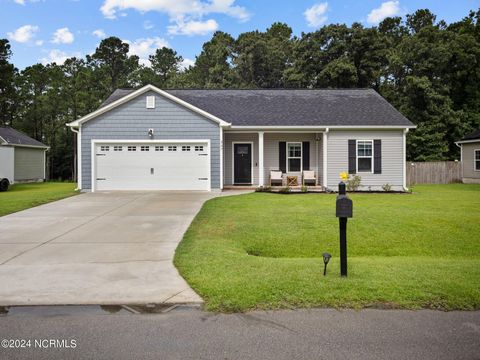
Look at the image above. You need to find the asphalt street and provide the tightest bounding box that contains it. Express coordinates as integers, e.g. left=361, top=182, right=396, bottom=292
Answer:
left=0, top=306, right=479, bottom=360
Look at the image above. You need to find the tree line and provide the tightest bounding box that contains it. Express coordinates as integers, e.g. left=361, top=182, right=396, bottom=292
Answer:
left=1, top=8, right=479, bottom=180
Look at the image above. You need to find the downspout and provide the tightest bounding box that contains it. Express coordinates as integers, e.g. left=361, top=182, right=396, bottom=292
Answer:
left=403, top=128, right=409, bottom=191
left=323, top=128, right=329, bottom=191
left=455, top=141, right=463, bottom=182
left=69, top=126, right=81, bottom=191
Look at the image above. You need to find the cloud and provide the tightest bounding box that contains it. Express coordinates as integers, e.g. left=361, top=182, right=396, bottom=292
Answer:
left=304, top=2, right=329, bottom=28
left=40, top=49, right=81, bottom=65
left=51, top=27, right=74, bottom=44
left=7, top=25, right=39, bottom=43
left=367, top=1, right=400, bottom=24
left=14, top=0, right=41, bottom=4
left=143, top=20, right=155, bottom=30
left=167, top=17, right=218, bottom=36
left=100, top=0, right=250, bottom=34
left=92, top=29, right=106, bottom=38
left=179, top=58, right=194, bottom=70
left=35, top=40, right=44, bottom=46
left=126, top=37, right=170, bottom=66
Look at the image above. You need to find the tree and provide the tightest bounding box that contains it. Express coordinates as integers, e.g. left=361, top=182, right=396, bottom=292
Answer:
left=0, top=39, right=17, bottom=126
left=148, top=47, right=183, bottom=87
left=88, top=37, right=139, bottom=93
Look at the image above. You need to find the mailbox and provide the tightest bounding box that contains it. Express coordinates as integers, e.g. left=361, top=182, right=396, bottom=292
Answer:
left=336, top=195, right=353, bottom=218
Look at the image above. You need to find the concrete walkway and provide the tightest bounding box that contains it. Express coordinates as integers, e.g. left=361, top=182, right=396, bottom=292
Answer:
left=0, top=191, right=223, bottom=306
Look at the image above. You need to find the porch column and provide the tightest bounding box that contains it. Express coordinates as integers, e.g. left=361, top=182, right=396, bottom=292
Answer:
left=323, top=128, right=329, bottom=189
left=258, top=131, right=264, bottom=187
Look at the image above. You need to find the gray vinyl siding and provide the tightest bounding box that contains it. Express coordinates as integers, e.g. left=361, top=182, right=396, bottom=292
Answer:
left=80, top=90, right=221, bottom=190
left=461, top=142, right=480, bottom=182
left=14, top=147, right=45, bottom=181
left=327, top=130, right=404, bottom=191
left=224, top=132, right=323, bottom=186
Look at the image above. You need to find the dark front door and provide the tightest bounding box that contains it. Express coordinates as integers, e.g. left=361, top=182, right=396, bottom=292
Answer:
left=234, top=143, right=252, bottom=184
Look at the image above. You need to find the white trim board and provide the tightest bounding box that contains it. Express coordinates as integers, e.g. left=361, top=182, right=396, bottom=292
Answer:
left=90, top=139, right=211, bottom=192
left=231, top=141, right=254, bottom=185
left=67, top=84, right=231, bottom=128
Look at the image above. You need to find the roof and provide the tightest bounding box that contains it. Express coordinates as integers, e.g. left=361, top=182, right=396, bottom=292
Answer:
left=459, top=128, right=480, bottom=142
left=0, top=127, right=48, bottom=148
left=74, top=85, right=415, bottom=128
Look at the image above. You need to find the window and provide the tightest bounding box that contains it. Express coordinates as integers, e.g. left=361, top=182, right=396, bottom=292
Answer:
left=100, top=146, right=109, bottom=151
left=195, top=145, right=204, bottom=152
left=168, top=146, right=177, bottom=152
left=141, top=146, right=150, bottom=152
left=113, top=146, right=122, bottom=151
left=287, top=142, right=302, bottom=172
left=127, top=146, right=136, bottom=152
left=475, top=150, right=480, bottom=171
left=182, top=145, right=191, bottom=152
left=155, top=146, right=164, bottom=151
left=357, top=140, right=373, bottom=172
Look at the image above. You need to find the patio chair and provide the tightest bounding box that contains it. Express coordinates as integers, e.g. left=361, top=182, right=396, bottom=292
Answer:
left=302, top=170, right=316, bottom=186
left=270, top=170, right=283, bottom=186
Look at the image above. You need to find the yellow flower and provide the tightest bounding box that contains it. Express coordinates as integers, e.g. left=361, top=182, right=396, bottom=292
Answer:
left=339, top=171, right=349, bottom=181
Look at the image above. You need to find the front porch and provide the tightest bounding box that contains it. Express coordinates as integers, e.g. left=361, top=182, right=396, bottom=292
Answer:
left=222, top=131, right=327, bottom=188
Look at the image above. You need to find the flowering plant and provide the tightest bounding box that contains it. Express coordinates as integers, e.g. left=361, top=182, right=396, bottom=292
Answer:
left=339, top=171, right=349, bottom=181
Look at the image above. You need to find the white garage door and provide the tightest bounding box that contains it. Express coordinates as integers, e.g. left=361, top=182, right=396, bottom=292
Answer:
left=94, top=142, right=210, bottom=191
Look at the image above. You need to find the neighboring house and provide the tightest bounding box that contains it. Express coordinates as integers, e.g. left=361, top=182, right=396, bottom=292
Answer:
left=67, top=84, right=415, bottom=192
left=0, top=126, right=49, bottom=184
left=456, top=128, right=480, bottom=184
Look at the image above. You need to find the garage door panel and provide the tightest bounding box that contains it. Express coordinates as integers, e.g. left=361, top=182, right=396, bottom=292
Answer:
left=95, top=142, right=209, bottom=191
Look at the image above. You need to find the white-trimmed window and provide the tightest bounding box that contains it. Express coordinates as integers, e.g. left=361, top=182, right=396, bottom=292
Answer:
left=475, top=149, right=480, bottom=171
left=113, top=146, right=122, bottom=151
left=182, top=145, right=191, bottom=152
left=127, top=146, right=136, bottom=152
left=357, top=140, right=373, bottom=172
left=100, top=146, right=109, bottom=151
left=195, top=145, right=204, bottom=152
left=141, top=146, right=150, bottom=151
left=287, top=142, right=302, bottom=172
left=168, top=146, right=177, bottom=152
left=155, top=146, right=164, bottom=151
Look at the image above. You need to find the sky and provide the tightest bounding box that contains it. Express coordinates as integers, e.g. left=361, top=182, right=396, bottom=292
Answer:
left=1, top=0, right=479, bottom=69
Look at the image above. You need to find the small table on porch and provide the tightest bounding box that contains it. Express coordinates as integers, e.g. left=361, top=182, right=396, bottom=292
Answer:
left=287, top=176, right=298, bottom=186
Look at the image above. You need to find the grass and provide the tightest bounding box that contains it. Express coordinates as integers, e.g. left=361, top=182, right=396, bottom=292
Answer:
left=174, top=184, right=480, bottom=312
left=0, top=182, right=78, bottom=216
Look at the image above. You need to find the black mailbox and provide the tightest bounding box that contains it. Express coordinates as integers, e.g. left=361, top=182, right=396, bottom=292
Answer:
left=336, top=195, right=353, bottom=218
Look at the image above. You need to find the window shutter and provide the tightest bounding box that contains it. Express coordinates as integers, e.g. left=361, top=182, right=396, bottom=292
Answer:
left=302, top=142, right=310, bottom=170
left=374, top=139, right=382, bottom=174
left=279, top=142, right=286, bottom=173
left=348, top=140, right=356, bottom=174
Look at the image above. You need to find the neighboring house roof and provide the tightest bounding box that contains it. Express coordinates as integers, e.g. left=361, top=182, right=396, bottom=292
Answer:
left=68, top=84, right=415, bottom=128
left=0, top=126, right=48, bottom=148
left=458, top=128, right=480, bottom=143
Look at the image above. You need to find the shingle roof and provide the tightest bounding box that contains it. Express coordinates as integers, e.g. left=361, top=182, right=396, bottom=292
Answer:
left=461, top=128, right=480, bottom=141
left=0, top=127, right=48, bottom=148
left=100, top=88, right=414, bottom=127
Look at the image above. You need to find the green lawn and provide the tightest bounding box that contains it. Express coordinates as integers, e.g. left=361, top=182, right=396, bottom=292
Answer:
left=0, top=182, right=78, bottom=216
left=174, top=184, right=480, bottom=312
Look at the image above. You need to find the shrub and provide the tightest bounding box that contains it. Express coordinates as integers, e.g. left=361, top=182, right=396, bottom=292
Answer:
left=301, top=185, right=308, bottom=193
left=279, top=186, right=291, bottom=194
left=382, top=183, right=392, bottom=192
left=255, top=186, right=271, bottom=192
left=346, top=175, right=362, bottom=191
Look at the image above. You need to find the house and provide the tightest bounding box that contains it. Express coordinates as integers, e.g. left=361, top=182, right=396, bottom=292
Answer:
left=66, top=84, right=415, bottom=192
left=0, top=126, right=49, bottom=187
left=456, top=128, right=480, bottom=184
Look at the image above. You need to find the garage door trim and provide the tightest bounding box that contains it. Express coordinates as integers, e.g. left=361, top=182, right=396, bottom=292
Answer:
left=91, top=139, right=211, bottom=192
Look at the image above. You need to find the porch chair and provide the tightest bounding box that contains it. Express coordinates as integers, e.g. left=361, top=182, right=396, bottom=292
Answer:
left=270, top=170, right=283, bottom=187
left=302, top=170, right=316, bottom=186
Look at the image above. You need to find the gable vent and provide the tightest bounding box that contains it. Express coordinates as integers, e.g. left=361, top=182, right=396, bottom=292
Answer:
left=146, top=95, right=155, bottom=109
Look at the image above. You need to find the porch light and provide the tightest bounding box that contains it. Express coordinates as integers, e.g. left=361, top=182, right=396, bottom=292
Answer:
left=148, top=129, right=154, bottom=138
left=323, top=252, right=332, bottom=276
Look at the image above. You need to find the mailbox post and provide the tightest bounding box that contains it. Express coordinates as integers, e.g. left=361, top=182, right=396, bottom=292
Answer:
left=336, top=182, right=353, bottom=277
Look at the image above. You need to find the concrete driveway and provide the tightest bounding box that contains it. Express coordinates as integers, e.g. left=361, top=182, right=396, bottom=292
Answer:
left=0, top=191, right=218, bottom=306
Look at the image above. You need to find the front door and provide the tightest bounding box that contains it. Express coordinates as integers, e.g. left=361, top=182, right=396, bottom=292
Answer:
left=233, top=143, right=252, bottom=184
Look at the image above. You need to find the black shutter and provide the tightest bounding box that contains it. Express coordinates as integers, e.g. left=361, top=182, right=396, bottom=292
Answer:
left=374, top=139, right=382, bottom=174
left=348, top=140, right=356, bottom=174
left=279, top=142, right=286, bottom=172
left=302, top=142, right=310, bottom=170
